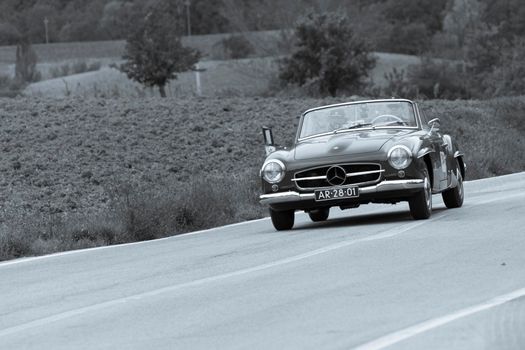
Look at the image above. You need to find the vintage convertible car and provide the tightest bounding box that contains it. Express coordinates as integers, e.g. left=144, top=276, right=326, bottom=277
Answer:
left=259, top=99, right=465, bottom=231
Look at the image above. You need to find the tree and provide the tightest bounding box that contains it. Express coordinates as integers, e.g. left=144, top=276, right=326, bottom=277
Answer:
left=279, top=12, right=376, bottom=97
left=120, top=1, right=201, bottom=97
left=15, top=39, right=40, bottom=83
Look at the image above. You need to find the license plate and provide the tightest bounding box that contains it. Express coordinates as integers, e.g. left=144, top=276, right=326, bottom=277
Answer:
left=314, top=186, right=359, bottom=201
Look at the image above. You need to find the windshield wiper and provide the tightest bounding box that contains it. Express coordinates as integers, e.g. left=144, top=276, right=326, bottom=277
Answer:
left=334, top=123, right=373, bottom=133
left=374, top=121, right=407, bottom=127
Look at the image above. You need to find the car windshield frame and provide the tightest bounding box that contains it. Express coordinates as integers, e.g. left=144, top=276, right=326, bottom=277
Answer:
left=296, top=100, right=421, bottom=142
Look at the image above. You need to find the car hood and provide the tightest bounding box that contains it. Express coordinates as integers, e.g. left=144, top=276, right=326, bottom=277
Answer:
left=294, top=129, right=414, bottom=160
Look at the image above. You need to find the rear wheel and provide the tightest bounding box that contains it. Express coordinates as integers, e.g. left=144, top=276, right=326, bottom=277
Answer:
left=442, top=165, right=464, bottom=208
left=269, top=208, right=295, bottom=230
left=308, top=208, right=330, bottom=222
left=409, top=168, right=432, bottom=220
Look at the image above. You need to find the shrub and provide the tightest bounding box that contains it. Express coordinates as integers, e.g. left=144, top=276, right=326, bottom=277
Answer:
left=15, top=40, right=40, bottom=83
left=407, top=58, right=470, bottom=99
left=478, top=37, right=525, bottom=97
left=279, top=12, right=376, bottom=97
left=72, top=61, right=88, bottom=74
left=221, top=35, right=255, bottom=59
left=382, top=68, right=419, bottom=99
left=61, top=63, right=70, bottom=77
left=88, top=61, right=102, bottom=72
left=0, top=74, right=24, bottom=97
left=383, top=22, right=431, bottom=55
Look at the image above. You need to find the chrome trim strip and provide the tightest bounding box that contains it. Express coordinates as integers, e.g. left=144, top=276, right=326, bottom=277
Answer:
left=260, top=179, right=425, bottom=205
left=298, top=126, right=419, bottom=142
left=291, top=175, right=327, bottom=182
left=346, top=169, right=385, bottom=177
left=291, top=169, right=385, bottom=182
left=302, top=99, right=414, bottom=115
left=293, top=163, right=382, bottom=190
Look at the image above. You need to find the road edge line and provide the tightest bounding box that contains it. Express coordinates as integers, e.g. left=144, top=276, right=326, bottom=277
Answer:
left=353, top=287, right=525, bottom=350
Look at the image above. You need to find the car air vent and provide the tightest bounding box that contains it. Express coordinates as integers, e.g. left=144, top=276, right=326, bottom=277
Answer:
left=293, top=163, right=382, bottom=189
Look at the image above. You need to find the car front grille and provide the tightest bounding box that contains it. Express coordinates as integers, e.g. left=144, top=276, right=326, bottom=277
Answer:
left=293, top=163, right=383, bottom=189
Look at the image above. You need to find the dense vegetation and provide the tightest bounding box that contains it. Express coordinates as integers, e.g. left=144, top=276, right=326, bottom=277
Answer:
left=1, top=96, right=523, bottom=261
left=279, top=12, right=375, bottom=97
left=2, top=0, right=524, bottom=99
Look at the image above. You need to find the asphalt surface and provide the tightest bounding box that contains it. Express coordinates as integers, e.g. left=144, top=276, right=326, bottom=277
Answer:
left=1, top=172, right=524, bottom=350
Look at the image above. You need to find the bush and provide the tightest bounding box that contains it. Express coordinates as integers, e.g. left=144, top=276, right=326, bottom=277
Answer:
left=15, top=41, right=40, bottom=83
left=221, top=35, right=255, bottom=59
left=477, top=37, right=525, bottom=97
left=0, top=22, right=20, bottom=45
left=0, top=74, right=24, bottom=97
left=72, top=61, right=88, bottom=74
left=407, top=58, right=470, bottom=99
left=383, top=22, right=431, bottom=55
left=88, top=61, right=102, bottom=71
left=279, top=12, right=376, bottom=97
left=382, top=68, right=419, bottom=99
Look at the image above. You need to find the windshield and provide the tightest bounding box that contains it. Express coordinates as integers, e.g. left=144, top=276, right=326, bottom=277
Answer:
left=299, top=101, right=417, bottom=139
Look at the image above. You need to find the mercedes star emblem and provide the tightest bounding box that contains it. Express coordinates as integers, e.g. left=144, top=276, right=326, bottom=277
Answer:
left=326, top=166, right=347, bottom=186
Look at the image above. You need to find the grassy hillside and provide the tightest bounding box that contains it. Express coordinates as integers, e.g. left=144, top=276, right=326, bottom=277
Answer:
left=0, top=30, right=286, bottom=77
left=1, top=29, right=420, bottom=97
left=1, top=96, right=523, bottom=260
left=22, top=52, right=419, bottom=98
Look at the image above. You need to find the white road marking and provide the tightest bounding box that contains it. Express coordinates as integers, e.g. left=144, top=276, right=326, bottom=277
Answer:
left=2, top=171, right=523, bottom=268
left=1, top=186, right=523, bottom=338
left=354, top=287, right=525, bottom=350
left=0, top=217, right=270, bottom=268
left=0, top=214, right=447, bottom=338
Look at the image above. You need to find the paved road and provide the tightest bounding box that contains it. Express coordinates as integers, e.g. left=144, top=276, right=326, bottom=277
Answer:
left=1, top=173, right=524, bottom=349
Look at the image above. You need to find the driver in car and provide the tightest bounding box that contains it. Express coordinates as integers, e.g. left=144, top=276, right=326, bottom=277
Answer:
left=327, top=108, right=348, bottom=131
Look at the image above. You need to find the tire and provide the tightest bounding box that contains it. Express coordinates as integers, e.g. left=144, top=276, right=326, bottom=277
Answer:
left=269, top=208, right=295, bottom=231
left=442, top=165, right=464, bottom=208
left=308, top=208, right=330, bottom=222
left=409, top=168, right=432, bottom=220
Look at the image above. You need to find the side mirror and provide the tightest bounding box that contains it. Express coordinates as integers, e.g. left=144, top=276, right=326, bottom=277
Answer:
left=262, top=126, right=276, bottom=155
left=428, top=118, right=440, bottom=132
left=262, top=126, right=274, bottom=146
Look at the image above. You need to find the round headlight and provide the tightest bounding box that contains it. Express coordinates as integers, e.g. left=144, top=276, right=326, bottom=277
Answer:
left=261, top=160, right=285, bottom=183
left=388, top=145, right=412, bottom=170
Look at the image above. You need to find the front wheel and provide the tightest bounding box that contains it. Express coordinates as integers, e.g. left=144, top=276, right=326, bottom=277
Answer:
left=442, top=166, right=464, bottom=208
left=308, top=208, right=330, bottom=222
left=409, top=168, right=432, bottom=220
left=269, top=208, right=295, bottom=231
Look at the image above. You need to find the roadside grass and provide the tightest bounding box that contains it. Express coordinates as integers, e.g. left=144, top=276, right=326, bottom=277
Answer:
left=0, top=96, right=523, bottom=261
left=0, top=172, right=264, bottom=261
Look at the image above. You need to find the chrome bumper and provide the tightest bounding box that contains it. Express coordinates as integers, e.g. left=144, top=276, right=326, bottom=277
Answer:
left=259, top=179, right=425, bottom=205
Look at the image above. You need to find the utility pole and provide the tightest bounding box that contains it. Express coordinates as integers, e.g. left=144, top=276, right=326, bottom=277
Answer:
left=185, top=0, right=201, bottom=96
left=44, top=17, right=49, bottom=44
left=185, top=0, right=192, bottom=37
